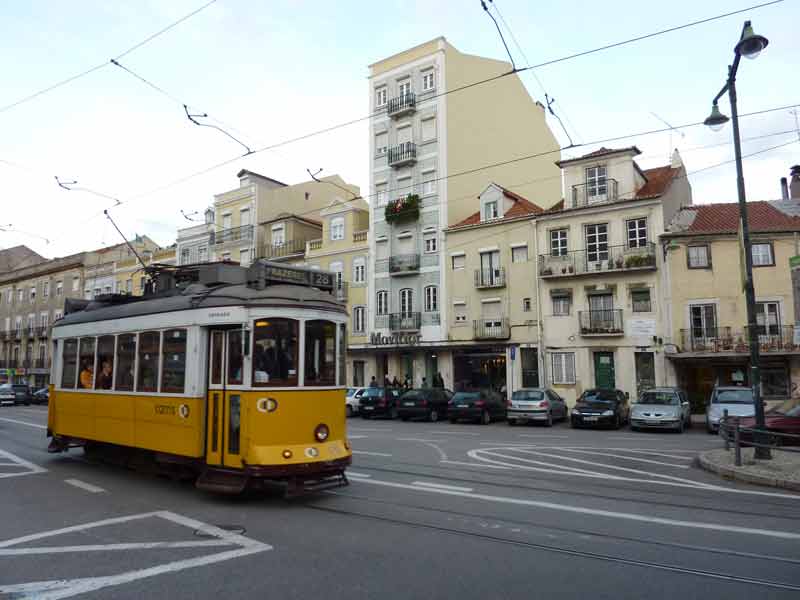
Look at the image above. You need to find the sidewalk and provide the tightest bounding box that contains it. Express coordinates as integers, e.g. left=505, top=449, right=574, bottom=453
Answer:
left=698, top=447, right=800, bottom=492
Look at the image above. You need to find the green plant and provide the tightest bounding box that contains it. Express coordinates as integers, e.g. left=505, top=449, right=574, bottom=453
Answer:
left=385, top=194, right=420, bottom=223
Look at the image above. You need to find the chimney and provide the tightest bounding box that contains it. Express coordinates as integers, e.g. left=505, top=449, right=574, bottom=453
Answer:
left=670, top=148, right=683, bottom=169
left=791, top=165, right=800, bottom=200
left=781, top=177, right=789, bottom=200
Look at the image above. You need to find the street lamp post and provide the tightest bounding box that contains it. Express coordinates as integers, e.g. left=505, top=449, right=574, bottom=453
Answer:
left=704, top=20, right=771, bottom=460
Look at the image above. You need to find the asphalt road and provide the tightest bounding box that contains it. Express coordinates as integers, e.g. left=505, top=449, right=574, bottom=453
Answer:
left=1, top=405, right=799, bottom=599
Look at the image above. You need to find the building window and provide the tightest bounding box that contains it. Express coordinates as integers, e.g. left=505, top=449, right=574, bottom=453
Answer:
left=424, top=286, right=438, bottom=312
left=5, top=289, right=11, bottom=303
left=550, top=229, right=568, bottom=256
left=422, top=70, right=435, bottom=91
left=239, top=248, right=249, bottom=264
left=271, top=224, right=285, bottom=246
left=139, top=277, right=146, bottom=291
left=222, top=213, right=232, bottom=230
left=690, top=304, right=717, bottom=339
left=632, top=290, right=652, bottom=312
left=523, top=298, right=532, bottom=312
left=451, top=254, right=465, bottom=270
left=552, top=295, right=571, bottom=316
left=353, top=257, right=366, bottom=283
left=512, top=245, right=528, bottom=263
left=422, top=117, right=436, bottom=141
left=551, top=352, right=576, bottom=384
left=627, top=218, right=648, bottom=248
left=330, top=217, right=345, bottom=241
left=755, top=301, right=780, bottom=336
left=586, top=165, right=608, bottom=201
left=585, top=223, right=609, bottom=263
left=424, top=235, right=437, bottom=253
left=482, top=200, right=499, bottom=221
left=751, top=242, right=774, bottom=266
left=375, top=131, right=388, bottom=155
left=376, top=291, right=388, bottom=315
left=198, top=247, right=207, bottom=262
left=180, top=248, right=190, bottom=265
left=239, top=208, right=250, bottom=227
left=375, top=86, right=387, bottom=107
left=376, top=183, right=388, bottom=206
left=29, top=286, right=36, bottom=302
left=17, top=289, right=24, bottom=302
left=400, top=288, right=414, bottom=315
left=329, top=262, right=344, bottom=291
left=42, top=281, right=49, bottom=298
left=72, top=277, right=80, bottom=292
left=422, top=171, right=437, bottom=194
left=687, top=245, right=711, bottom=268
left=125, top=279, right=132, bottom=293
left=398, top=80, right=411, bottom=98
left=353, top=307, right=366, bottom=333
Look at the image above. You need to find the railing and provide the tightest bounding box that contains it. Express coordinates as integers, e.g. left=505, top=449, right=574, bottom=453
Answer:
left=474, top=268, right=506, bottom=289
left=0, top=330, right=8, bottom=341
left=387, top=92, right=416, bottom=118
left=307, top=238, right=323, bottom=252
left=37, top=326, right=49, bottom=338
left=333, top=281, right=348, bottom=301
left=680, top=326, right=799, bottom=353
left=389, top=253, right=420, bottom=275
left=33, top=359, right=50, bottom=369
left=539, top=243, right=656, bottom=277
left=27, top=327, right=36, bottom=338
left=262, top=239, right=306, bottom=259
left=14, top=330, right=23, bottom=340
left=422, top=311, right=440, bottom=326
left=473, top=318, right=511, bottom=340
left=388, top=142, right=417, bottom=167
left=214, top=224, right=253, bottom=245
left=570, top=179, right=619, bottom=208
left=353, top=230, right=368, bottom=243
left=720, top=412, right=800, bottom=465
left=579, top=309, right=624, bottom=335
left=389, top=312, right=421, bottom=331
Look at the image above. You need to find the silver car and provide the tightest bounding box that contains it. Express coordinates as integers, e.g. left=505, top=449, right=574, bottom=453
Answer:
left=630, top=388, right=691, bottom=432
left=706, top=386, right=755, bottom=433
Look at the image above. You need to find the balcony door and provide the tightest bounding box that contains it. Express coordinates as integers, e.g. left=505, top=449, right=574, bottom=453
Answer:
left=690, top=304, right=718, bottom=344
left=586, top=166, right=608, bottom=203
left=755, top=302, right=780, bottom=340
left=585, top=224, right=609, bottom=269
left=479, top=251, right=501, bottom=286
left=589, top=293, right=614, bottom=329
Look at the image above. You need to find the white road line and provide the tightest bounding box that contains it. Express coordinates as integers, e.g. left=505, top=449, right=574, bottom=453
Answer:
left=560, top=448, right=690, bottom=469
left=359, top=478, right=800, bottom=540
left=352, top=450, right=392, bottom=457
left=346, top=471, right=372, bottom=478
left=64, top=479, right=106, bottom=493
left=0, top=540, right=233, bottom=556
left=428, top=430, right=482, bottom=436
left=396, top=438, right=446, bottom=443
left=0, top=416, right=46, bottom=429
left=347, top=435, right=368, bottom=439
left=600, top=448, right=696, bottom=460
left=517, top=434, right=569, bottom=438
left=349, top=428, right=393, bottom=433
left=412, top=481, right=474, bottom=492
left=0, top=462, right=26, bottom=467
left=440, top=460, right=510, bottom=470
left=0, top=448, right=47, bottom=478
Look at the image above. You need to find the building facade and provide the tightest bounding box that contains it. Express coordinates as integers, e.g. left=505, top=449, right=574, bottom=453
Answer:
left=114, top=245, right=177, bottom=296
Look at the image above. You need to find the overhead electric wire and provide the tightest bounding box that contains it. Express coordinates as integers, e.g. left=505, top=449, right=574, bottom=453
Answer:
left=0, top=0, right=218, bottom=114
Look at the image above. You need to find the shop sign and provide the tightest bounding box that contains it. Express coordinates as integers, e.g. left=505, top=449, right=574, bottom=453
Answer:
left=370, top=332, right=421, bottom=346
left=0, top=368, right=25, bottom=376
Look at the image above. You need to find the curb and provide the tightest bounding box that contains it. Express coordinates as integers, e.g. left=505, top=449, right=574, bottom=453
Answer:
left=697, top=450, right=800, bottom=492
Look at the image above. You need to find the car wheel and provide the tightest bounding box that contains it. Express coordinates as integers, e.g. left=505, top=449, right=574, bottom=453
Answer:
left=676, top=419, right=684, bottom=434
left=508, top=419, right=516, bottom=426
left=362, top=414, right=371, bottom=420
left=401, top=416, right=409, bottom=422
left=429, top=409, right=439, bottom=423
left=481, top=410, right=490, bottom=425
left=449, top=417, right=457, bottom=424
left=630, top=425, right=639, bottom=432
left=706, top=421, right=715, bottom=434
left=544, top=411, right=553, bottom=427
left=614, top=414, right=621, bottom=430
left=346, top=405, right=353, bottom=418
left=390, top=407, right=398, bottom=420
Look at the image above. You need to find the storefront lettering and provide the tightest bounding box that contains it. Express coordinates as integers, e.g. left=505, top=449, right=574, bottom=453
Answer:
left=370, top=332, right=421, bottom=346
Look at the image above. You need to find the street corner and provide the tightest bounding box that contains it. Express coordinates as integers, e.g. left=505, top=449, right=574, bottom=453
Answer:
left=698, top=447, right=800, bottom=492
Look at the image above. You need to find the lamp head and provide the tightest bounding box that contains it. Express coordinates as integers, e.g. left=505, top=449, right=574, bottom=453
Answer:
left=735, top=21, right=768, bottom=59
left=704, top=104, right=729, bottom=132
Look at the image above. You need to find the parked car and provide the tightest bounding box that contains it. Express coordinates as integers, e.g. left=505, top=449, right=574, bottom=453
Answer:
left=507, top=388, right=568, bottom=426
left=571, top=389, right=629, bottom=429
left=359, top=387, right=403, bottom=419
left=738, top=397, right=800, bottom=446
left=705, top=386, right=755, bottom=434
left=630, top=387, right=691, bottom=432
left=0, top=383, right=31, bottom=406
left=397, top=388, right=454, bottom=422
left=32, top=388, right=50, bottom=405
left=345, top=387, right=366, bottom=417
left=448, top=390, right=506, bottom=425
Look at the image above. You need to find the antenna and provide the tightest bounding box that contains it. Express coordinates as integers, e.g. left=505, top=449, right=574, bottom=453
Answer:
left=104, top=209, right=146, bottom=270
left=790, top=109, right=800, bottom=143
left=650, top=112, right=685, bottom=159
left=180, top=209, right=202, bottom=222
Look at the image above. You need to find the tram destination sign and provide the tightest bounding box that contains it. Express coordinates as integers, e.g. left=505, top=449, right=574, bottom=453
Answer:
left=261, top=264, right=333, bottom=291
left=370, top=332, right=421, bottom=346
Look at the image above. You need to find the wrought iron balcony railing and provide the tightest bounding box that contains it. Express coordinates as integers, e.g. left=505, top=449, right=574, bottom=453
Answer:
left=388, top=142, right=417, bottom=168
left=473, top=318, right=510, bottom=340
left=37, top=326, right=49, bottom=338
left=579, top=309, right=624, bottom=336
left=389, top=253, right=420, bottom=275
left=387, top=92, right=416, bottom=118
left=680, top=326, right=799, bottom=353
left=389, top=312, right=421, bottom=331
left=34, top=358, right=50, bottom=369
left=570, top=178, right=619, bottom=208
left=539, top=243, right=656, bottom=278
left=214, top=224, right=253, bottom=245
left=474, top=268, right=506, bottom=289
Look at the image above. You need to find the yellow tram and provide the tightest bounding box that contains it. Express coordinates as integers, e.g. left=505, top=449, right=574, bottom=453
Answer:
left=47, top=261, right=352, bottom=495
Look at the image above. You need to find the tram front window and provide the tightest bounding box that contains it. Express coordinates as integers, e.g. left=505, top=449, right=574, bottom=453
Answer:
left=137, top=331, right=160, bottom=392
left=78, top=338, right=96, bottom=389
left=305, top=320, right=336, bottom=386
left=115, top=334, right=136, bottom=391
left=61, top=338, right=78, bottom=388
left=95, top=335, right=114, bottom=390
left=252, top=318, right=298, bottom=386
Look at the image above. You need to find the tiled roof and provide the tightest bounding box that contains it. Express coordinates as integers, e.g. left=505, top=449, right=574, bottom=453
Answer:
left=636, top=166, right=679, bottom=199
left=450, top=186, right=544, bottom=229
left=676, top=201, right=800, bottom=234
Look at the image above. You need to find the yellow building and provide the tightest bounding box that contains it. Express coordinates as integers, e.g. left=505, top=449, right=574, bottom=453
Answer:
left=114, top=245, right=177, bottom=296
left=662, top=200, right=800, bottom=408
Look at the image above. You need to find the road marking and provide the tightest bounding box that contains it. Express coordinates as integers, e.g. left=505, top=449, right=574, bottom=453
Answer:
left=358, top=478, right=800, bottom=540
left=352, top=450, right=392, bottom=457
left=349, top=428, right=393, bottom=433
left=517, top=434, right=569, bottom=438
left=64, top=479, right=106, bottom=493
left=0, top=540, right=231, bottom=556
left=440, top=460, right=510, bottom=470
left=347, top=435, right=368, bottom=439
left=396, top=437, right=445, bottom=443
left=412, top=481, right=474, bottom=492
left=560, top=448, right=690, bottom=469
left=346, top=471, right=372, bottom=478
left=428, top=430, right=481, bottom=436
left=0, top=448, right=47, bottom=479
left=600, top=448, right=696, bottom=460
left=0, top=417, right=46, bottom=429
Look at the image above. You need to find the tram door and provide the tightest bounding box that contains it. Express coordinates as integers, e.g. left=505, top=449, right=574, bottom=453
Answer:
left=206, top=329, right=245, bottom=468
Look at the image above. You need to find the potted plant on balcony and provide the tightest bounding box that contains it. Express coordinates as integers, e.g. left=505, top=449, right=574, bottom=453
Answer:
left=615, top=256, right=624, bottom=269
left=542, top=267, right=553, bottom=276
left=567, top=265, right=574, bottom=273
left=384, top=193, right=420, bottom=224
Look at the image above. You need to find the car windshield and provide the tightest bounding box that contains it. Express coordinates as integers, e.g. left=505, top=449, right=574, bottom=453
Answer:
left=363, top=388, right=385, bottom=398
left=346, top=388, right=356, bottom=397
left=770, top=397, right=800, bottom=416
left=512, top=390, right=543, bottom=401
left=453, top=392, right=480, bottom=402
left=580, top=391, right=617, bottom=403
left=639, top=391, right=679, bottom=405
left=0, top=384, right=11, bottom=391
left=713, top=389, right=753, bottom=404
left=402, top=390, right=423, bottom=399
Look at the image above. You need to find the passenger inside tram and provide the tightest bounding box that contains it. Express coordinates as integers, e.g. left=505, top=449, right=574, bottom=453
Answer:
left=97, top=361, right=113, bottom=389
left=79, top=361, right=94, bottom=389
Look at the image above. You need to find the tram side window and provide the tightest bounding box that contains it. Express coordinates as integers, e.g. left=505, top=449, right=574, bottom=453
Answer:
left=305, top=320, right=336, bottom=386
left=115, top=334, right=136, bottom=391
left=61, top=338, right=78, bottom=388
left=78, top=337, right=96, bottom=389
left=95, top=335, right=115, bottom=390
left=252, top=318, right=298, bottom=386
left=137, top=331, right=160, bottom=392
left=161, top=329, right=187, bottom=393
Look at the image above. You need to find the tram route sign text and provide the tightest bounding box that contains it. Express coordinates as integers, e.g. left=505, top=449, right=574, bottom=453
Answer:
left=370, top=332, right=421, bottom=346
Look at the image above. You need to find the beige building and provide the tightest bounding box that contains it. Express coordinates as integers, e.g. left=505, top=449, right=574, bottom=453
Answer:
left=534, top=147, right=692, bottom=406
left=662, top=199, right=800, bottom=409
left=114, top=245, right=177, bottom=296
left=362, top=37, right=561, bottom=388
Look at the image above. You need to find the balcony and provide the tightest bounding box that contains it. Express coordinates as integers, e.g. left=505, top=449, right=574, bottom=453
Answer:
left=37, top=326, right=49, bottom=338
left=579, top=310, right=624, bottom=336
left=679, top=326, right=800, bottom=354
left=307, top=238, right=323, bottom=252
left=214, top=224, right=253, bottom=245
left=539, top=243, right=656, bottom=278
left=14, top=330, right=23, bottom=341
left=353, top=230, right=368, bottom=243
left=27, top=327, right=36, bottom=339
left=34, top=359, right=50, bottom=369
left=388, top=142, right=417, bottom=168
left=0, top=330, right=8, bottom=341
left=387, top=92, right=416, bottom=118
left=262, top=239, right=306, bottom=259
left=570, top=179, right=619, bottom=208
left=333, top=281, right=348, bottom=301
left=475, top=268, right=506, bottom=289
left=473, top=318, right=511, bottom=340
left=389, top=312, right=421, bottom=331
left=389, top=253, right=420, bottom=276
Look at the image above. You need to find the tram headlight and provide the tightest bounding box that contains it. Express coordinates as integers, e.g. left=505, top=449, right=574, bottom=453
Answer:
left=314, top=424, right=330, bottom=442
left=282, top=450, right=293, bottom=459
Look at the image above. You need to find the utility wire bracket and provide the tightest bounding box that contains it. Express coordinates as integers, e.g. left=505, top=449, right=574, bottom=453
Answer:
left=183, top=104, right=253, bottom=156
left=55, top=176, right=78, bottom=190
left=545, top=94, right=575, bottom=148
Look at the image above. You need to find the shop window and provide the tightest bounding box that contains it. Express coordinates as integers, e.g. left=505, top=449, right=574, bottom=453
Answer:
left=115, top=334, right=136, bottom=391
left=761, top=366, right=789, bottom=398
left=61, top=338, right=78, bottom=388
left=161, top=329, right=187, bottom=393
left=305, top=320, right=336, bottom=386
left=95, top=335, right=115, bottom=390
left=253, top=318, right=298, bottom=386
left=78, top=337, right=96, bottom=389
left=136, top=331, right=160, bottom=392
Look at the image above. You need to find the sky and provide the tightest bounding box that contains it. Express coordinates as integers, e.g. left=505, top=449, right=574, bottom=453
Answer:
left=1, top=0, right=799, bottom=260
